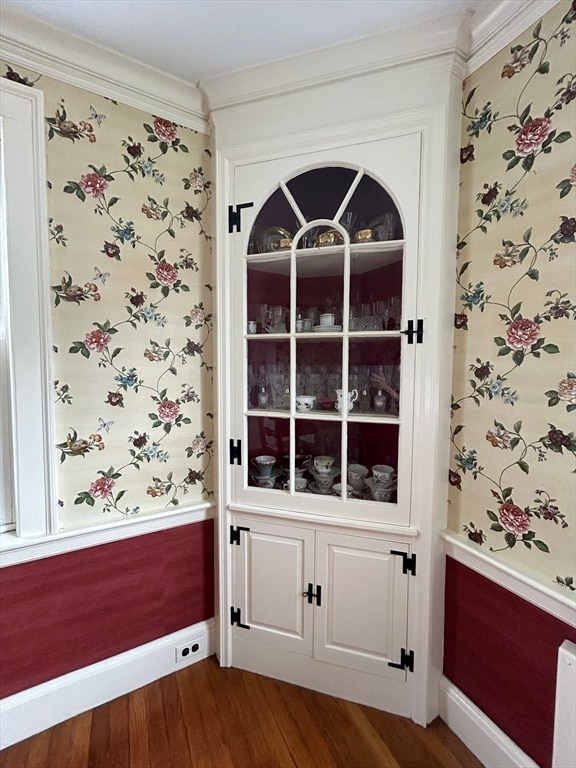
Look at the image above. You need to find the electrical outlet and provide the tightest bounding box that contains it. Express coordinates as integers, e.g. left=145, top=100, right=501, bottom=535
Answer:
left=175, top=634, right=207, bottom=664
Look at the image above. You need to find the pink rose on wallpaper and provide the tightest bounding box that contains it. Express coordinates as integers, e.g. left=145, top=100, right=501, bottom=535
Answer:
left=498, top=502, right=531, bottom=536
left=89, top=476, right=115, bottom=499
left=493, top=245, right=520, bottom=268
left=558, top=377, right=576, bottom=405
left=85, top=328, right=112, bottom=352
left=155, top=262, right=178, bottom=287
left=190, top=437, right=206, bottom=454
left=153, top=117, right=177, bottom=143
left=506, top=318, right=539, bottom=350
left=157, top=400, right=180, bottom=423
left=79, top=172, right=108, bottom=198
left=188, top=308, right=205, bottom=325
left=515, top=117, right=552, bottom=156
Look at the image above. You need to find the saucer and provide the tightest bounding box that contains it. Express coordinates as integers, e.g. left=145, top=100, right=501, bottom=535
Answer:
left=313, top=325, right=342, bottom=333
left=309, top=481, right=333, bottom=495
left=310, top=466, right=340, bottom=479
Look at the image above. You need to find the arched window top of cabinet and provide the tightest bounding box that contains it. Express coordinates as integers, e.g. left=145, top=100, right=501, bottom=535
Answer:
left=247, top=165, right=404, bottom=255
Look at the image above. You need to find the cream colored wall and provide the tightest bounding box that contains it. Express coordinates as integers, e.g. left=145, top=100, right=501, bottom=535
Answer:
left=450, top=0, right=575, bottom=591
left=1, top=60, right=214, bottom=531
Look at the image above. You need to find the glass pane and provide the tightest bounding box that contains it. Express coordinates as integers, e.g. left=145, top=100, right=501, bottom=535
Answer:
left=247, top=339, right=290, bottom=411
left=296, top=251, right=345, bottom=331
left=286, top=167, right=357, bottom=222
left=338, top=173, right=403, bottom=242
left=349, top=337, right=401, bottom=416
left=247, top=415, right=288, bottom=489
left=248, top=187, right=301, bottom=254
left=296, top=337, right=342, bottom=410
left=295, top=419, right=342, bottom=496
left=350, top=246, right=403, bottom=331
left=247, top=258, right=290, bottom=333
left=347, top=422, right=398, bottom=503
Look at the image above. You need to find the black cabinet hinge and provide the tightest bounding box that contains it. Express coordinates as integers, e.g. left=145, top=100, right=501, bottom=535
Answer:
left=229, top=439, right=242, bottom=466
left=390, top=550, right=417, bottom=576
left=229, top=525, right=250, bottom=545
left=388, top=648, right=414, bottom=672
left=228, top=202, right=254, bottom=233
left=230, top=607, right=250, bottom=629
left=302, top=583, right=322, bottom=607
left=401, top=318, right=424, bottom=344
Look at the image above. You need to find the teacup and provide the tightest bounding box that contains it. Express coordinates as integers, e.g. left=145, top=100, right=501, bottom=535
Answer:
left=295, top=395, right=316, bottom=412
left=283, top=454, right=312, bottom=469
left=252, top=455, right=276, bottom=476
left=348, top=463, right=369, bottom=491
left=312, top=473, right=336, bottom=494
left=284, top=477, right=308, bottom=492
left=366, top=477, right=395, bottom=501
left=314, top=455, right=335, bottom=474
left=372, top=464, right=395, bottom=487
left=333, top=483, right=353, bottom=497
left=252, top=472, right=277, bottom=489
left=319, top=313, right=336, bottom=326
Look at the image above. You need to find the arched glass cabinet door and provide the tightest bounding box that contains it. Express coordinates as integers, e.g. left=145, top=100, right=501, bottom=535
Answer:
left=243, top=164, right=414, bottom=524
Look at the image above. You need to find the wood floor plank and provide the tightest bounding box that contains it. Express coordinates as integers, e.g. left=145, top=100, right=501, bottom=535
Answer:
left=0, top=657, right=484, bottom=768
left=47, top=710, right=91, bottom=768
left=107, top=694, right=131, bottom=768
left=258, top=674, right=339, bottom=768
left=177, top=659, right=234, bottom=767
left=127, top=686, right=150, bottom=768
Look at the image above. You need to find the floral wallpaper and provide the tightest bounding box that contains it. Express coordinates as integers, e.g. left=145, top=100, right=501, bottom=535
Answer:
left=450, top=0, right=575, bottom=592
left=1, top=60, right=214, bottom=531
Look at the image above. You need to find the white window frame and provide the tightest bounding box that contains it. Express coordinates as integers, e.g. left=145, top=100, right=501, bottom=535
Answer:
left=0, top=78, right=56, bottom=540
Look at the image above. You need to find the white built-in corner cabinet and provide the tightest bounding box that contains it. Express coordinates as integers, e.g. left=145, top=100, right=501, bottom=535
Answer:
left=203, top=12, right=466, bottom=726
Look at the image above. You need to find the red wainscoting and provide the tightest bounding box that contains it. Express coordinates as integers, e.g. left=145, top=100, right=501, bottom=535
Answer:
left=0, top=519, right=214, bottom=699
left=444, top=556, right=576, bottom=768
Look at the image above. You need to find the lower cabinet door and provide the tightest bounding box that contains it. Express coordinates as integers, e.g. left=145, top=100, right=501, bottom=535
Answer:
left=232, top=518, right=315, bottom=655
left=314, top=531, right=409, bottom=679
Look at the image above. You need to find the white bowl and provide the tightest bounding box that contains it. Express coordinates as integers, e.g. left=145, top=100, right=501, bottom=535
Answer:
left=296, top=395, right=316, bottom=412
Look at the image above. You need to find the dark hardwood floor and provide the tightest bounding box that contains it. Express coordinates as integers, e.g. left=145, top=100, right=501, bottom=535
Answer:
left=0, top=656, right=484, bottom=768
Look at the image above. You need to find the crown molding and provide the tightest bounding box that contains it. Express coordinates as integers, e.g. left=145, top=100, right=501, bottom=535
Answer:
left=466, top=0, right=563, bottom=75
left=200, top=11, right=470, bottom=114
left=0, top=6, right=208, bottom=134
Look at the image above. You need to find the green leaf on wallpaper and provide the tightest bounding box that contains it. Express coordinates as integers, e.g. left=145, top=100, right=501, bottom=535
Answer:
left=506, top=156, right=521, bottom=171
left=517, top=460, right=529, bottom=474
left=512, top=350, right=525, bottom=366
left=464, top=87, right=477, bottom=109
left=510, top=302, right=522, bottom=318
left=116, top=490, right=126, bottom=502
left=108, top=197, right=119, bottom=207
left=513, top=421, right=522, bottom=434
left=505, top=533, right=517, bottom=548
left=543, top=344, right=560, bottom=354
left=453, top=424, right=464, bottom=436
left=518, top=246, right=530, bottom=262
left=167, top=228, right=176, bottom=238
left=494, top=336, right=506, bottom=346
left=498, top=346, right=511, bottom=356
left=527, top=268, right=539, bottom=280
left=522, top=154, right=535, bottom=172
left=491, top=523, right=504, bottom=532
left=533, top=540, right=550, bottom=553
left=557, top=180, right=572, bottom=198
left=502, top=487, right=513, bottom=500
left=554, top=131, right=571, bottom=144
left=519, top=103, right=532, bottom=125
left=537, top=61, right=550, bottom=75
left=522, top=228, right=532, bottom=243
left=487, top=509, right=499, bottom=522
left=532, top=20, right=542, bottom=38
left=502, top=149, right=516, bottom=160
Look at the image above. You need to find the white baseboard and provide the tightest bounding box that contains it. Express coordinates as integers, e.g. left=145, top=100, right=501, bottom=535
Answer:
left=439, top=676, right=538, bottom=768
left=0, top=619, right=216, bottom=749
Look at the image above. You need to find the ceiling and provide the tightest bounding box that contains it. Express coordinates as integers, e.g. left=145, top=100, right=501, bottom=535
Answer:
left=2, top=0, right=493, bottom=84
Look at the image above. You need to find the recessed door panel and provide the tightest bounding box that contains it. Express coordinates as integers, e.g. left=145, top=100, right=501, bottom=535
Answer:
left=314, top=532, right=409, bottom=678
left=233, top=519, right=314, bottom=654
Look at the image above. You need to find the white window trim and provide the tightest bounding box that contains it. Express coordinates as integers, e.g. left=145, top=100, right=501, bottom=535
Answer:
left=1, top=78, right=56, bottom=540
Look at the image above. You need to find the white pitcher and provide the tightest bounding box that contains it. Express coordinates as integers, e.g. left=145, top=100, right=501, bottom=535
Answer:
left=335, top=388, right=358, bottom=413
